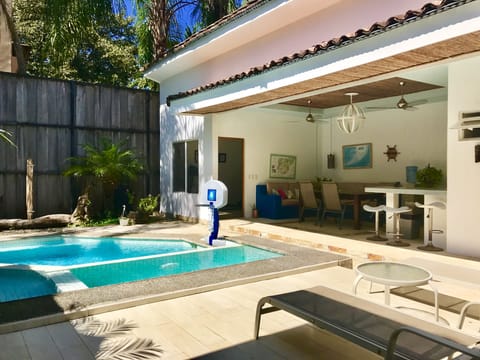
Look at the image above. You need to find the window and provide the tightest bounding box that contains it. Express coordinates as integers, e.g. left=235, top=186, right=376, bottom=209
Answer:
left=173, top=140, right=198, bottom=193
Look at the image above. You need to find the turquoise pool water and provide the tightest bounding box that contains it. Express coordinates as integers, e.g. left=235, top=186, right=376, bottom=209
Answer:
left=0, top=268, right=58, bottom=302
left=71, top=244, right=281, bottom=287
left=0, top=236, right=282, bottom=302
left=0, top=236, right=198, bottom=266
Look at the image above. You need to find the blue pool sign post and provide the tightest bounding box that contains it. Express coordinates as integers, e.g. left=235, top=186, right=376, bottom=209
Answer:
left=201, top=179, right=228, bottom=246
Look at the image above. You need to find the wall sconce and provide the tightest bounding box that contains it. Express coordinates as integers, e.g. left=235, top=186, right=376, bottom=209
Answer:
left=327, top=154, right=335, bottom=168
left=327, top=118, right=335, bottom=168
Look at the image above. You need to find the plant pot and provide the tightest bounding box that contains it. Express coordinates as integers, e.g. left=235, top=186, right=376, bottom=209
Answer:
left=119, top=217, right=129, bottom=226
left=252, top=209, right=259, bottom=218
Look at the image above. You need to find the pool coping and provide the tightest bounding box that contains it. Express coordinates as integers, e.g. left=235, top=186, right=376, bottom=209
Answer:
left=0, top=231, right=351, bottom=334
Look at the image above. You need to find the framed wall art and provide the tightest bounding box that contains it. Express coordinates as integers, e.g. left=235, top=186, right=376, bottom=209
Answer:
left=342, top=143, right=372, bottom=169
left=270, top=154, right=296, bottom=179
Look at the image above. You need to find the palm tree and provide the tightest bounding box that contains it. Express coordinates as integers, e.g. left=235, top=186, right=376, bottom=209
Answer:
left=64, top=138, right=144, bottom=217
left=193, top=0, right=239, bottom=28
left=135, top=0, right=242, bottom=66
left=135, top=0, right=195, bottom=65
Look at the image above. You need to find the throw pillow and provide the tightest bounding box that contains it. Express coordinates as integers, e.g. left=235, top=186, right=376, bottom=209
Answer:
left=277, top=188, right=287, bottom=199
left=287, top=190, right=295, bottom=199
left=271, top=188, right=279, bottom=195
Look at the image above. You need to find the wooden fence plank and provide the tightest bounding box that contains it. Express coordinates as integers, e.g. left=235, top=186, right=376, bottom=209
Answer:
left=0, top=73, right=159, bottom=219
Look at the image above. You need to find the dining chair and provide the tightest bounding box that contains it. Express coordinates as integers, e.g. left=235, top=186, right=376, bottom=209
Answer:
left=319, top=182, right=354, bottom=229
left=298, top=182, right=321, bottom=224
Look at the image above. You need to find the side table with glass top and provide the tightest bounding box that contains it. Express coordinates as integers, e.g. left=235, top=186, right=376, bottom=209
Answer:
left=352, top=261, right=440, bottom=322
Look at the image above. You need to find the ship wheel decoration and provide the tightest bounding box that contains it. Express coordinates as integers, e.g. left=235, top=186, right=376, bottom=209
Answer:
left=384, top=145, right=399, bottom=161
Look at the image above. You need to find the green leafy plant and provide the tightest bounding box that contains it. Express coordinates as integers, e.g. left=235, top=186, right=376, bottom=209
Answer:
left=64, top=138, right=144, bottom=217
left=416, top=164, right=443, bottom=188
left=137, top=194, right=159, bottom=216
left=0, top=129, right=16, bottom=147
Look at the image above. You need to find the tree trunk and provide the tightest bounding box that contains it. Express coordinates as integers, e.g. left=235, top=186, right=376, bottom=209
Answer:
left=0, top=0, right=26, bottom=74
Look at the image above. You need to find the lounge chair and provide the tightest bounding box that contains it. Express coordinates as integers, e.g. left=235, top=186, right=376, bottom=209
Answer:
left=254, top=285, right=479, bottom=359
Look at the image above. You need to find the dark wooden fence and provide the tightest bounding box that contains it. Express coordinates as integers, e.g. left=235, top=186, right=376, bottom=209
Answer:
left=0, top=72, right=159, bottom=219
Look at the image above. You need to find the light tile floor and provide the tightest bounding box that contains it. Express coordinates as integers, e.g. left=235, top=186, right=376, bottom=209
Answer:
left=0, top=219, right=479, bottom=360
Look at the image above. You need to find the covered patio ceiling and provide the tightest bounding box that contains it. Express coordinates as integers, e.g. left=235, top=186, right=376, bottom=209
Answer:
left=281, top=76, right=442, bottom=110
left=181, top=31, right=480, bottom=115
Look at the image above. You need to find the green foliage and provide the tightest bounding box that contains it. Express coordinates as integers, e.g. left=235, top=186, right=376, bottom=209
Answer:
left=64, top=138, right=144, bottom=217
left=192, top=0, right=239, bottom=29
left=64, top=138, right=144, bottom=187
left=0, top=129, right=16, bottom=147
left=84, top=216, right=119, bottom=227
left=13, top=0, right=144, bottom=87
left=12, top=0, right=245, bottom=85
left=137, top=194, right=159, bottom=215
left=416, top=164, right=443, bottom=188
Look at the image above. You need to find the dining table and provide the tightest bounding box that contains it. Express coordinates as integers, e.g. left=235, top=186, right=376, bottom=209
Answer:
left=337, top=184, right=384, bottom=230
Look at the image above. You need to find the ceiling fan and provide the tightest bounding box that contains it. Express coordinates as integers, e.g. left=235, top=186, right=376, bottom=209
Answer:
left=367, top=81, right=427, bottom=111
left=304, top=99, right=329, bottom=123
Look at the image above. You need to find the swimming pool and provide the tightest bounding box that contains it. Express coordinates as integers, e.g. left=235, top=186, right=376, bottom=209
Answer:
left=0, top=236, right=282, bottom=302
left=0, top=268, right=58, bottom=302
left=0, top=236, right=199, bottom=266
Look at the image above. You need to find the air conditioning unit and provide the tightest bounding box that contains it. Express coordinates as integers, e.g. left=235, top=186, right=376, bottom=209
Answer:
left=451, top=111, right=480, bottom=140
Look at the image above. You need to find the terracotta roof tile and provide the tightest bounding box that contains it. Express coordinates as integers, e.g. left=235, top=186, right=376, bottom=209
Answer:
left=166, top=0, right=471, bottom=106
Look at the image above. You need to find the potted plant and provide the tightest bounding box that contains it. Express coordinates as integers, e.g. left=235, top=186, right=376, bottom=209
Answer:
left=118, top=205, right=130, bottom=225
left=416, top=164, right=443, bottom=188
left=135, top=194, right=160, bottom=223
left=251, top=203, right=259, bottom=218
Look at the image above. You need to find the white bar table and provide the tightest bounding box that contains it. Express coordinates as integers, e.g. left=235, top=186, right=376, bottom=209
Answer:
left=364, top=186, right=447, bottom=247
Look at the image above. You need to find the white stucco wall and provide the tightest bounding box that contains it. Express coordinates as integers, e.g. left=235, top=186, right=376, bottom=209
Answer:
left=320, top=100, right=448, bottom=184
left=204, top=99, right=447, bottom=213
left=159, top=102, right=207, bottom=219
left=153, top=0, right=479, bottom=261
left=201, top=0, right=431, bottom=88
left=213, top=109, right=317, bottom=210
left=447, top=56, right=480, bottom=258
left=149, top=0, right=432, bottom=90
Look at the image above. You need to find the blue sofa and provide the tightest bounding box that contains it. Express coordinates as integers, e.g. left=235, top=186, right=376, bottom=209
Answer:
left=256, top=182, right=300, bottom=219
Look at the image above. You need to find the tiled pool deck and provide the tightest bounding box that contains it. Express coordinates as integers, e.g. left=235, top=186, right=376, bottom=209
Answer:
left=0, top=218, right=479, bottom=359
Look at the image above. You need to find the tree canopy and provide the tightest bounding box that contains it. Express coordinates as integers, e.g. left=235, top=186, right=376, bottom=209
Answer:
left=7, top=0, right=244, bottom=87
left=13, top=0, right=141, bottom=87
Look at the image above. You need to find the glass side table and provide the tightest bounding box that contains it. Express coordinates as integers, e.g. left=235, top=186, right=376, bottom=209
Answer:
left=353, top=262, right=440, bottom=322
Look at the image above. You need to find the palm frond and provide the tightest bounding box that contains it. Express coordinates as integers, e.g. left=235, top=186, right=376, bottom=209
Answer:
left=0, top=129, right=17, bottom=147
left=73, top=317, right=138, bottom=337
left=97, top=338, right=163, bottom=360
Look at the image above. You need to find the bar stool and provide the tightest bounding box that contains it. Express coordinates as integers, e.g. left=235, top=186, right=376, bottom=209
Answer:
left=415, top=201, right=445, bottom=251
left=385, top=206, right=411, bottom=247
left=363, top=204, right=386, bottom=241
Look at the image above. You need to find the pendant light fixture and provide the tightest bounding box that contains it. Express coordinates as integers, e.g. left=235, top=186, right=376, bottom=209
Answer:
left=336, top=92, right=365, bottom=134
left=305, top=99, right=314, bottom=123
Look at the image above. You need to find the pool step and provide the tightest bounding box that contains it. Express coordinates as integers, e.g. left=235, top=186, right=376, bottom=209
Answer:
left=47, top=270, right=88, bottom=292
